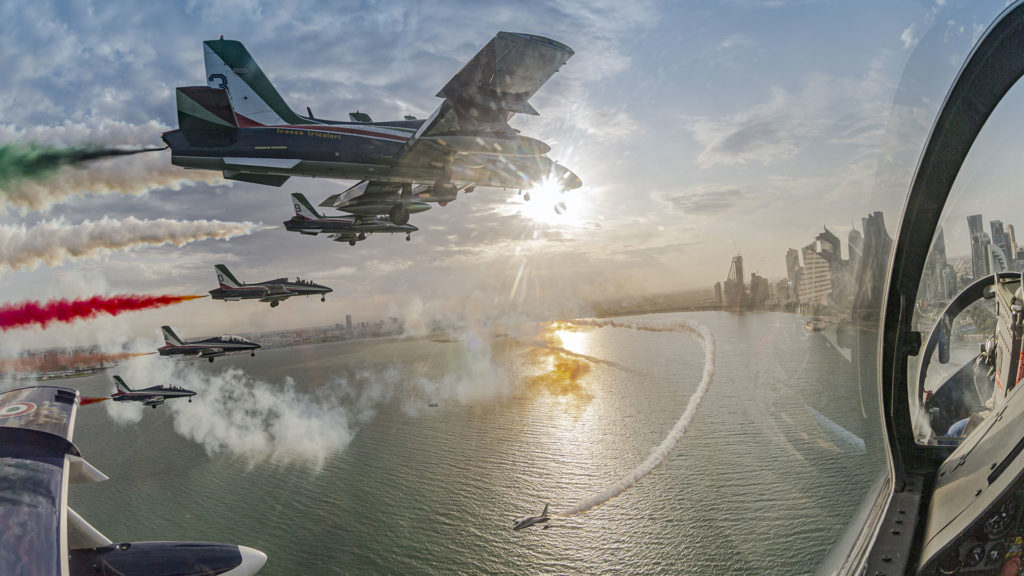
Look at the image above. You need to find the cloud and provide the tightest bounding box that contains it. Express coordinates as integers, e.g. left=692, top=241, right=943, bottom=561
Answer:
left=901, top=24, right=919, bottom=49
left=686, top=69, right=892, bottom=168
left=663, top=185, right=747, bottom=214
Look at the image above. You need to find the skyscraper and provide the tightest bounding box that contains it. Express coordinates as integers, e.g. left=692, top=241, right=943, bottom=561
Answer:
left=724, top=254, right=745, bottom=311
left=1007, top=224, right=1021, bottom=269
left=749, top=272, right=770, bottom=308
left=854, top=211, right=892, bottom=315
left=800, top=243, right=832, bottom=309
left=785, top=248, right=801, bottom=302
left=922, top=226, right=957, bottom=302
left=992, top=220, right=1010, bottom=266
left=848, top=226, right=863, bottom=275
left=816, top=227, right=842, bottom=263
left=968, top=214, right=990, bottom=279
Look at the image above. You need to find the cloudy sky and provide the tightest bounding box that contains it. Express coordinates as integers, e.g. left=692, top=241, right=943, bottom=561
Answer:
left=0, top=0, right=1010, bottom=350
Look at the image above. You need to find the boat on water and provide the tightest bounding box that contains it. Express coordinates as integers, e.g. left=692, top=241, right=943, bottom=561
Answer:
left=804, top=317, right=825, bottom=332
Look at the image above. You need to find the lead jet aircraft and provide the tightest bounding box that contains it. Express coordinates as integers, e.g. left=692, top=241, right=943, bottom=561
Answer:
left=210, top=263, right=332, bottom=307
left=284, top=192, right=417, bottom=246
left=0, top=386, right=266, bottom=575
left=512, top=503, right=551, bottom=530
left=163, top=33, right=581, bottom=226
left=111, top=375, right=196, bottom=408
left=157, top=325, right=260, bottom=362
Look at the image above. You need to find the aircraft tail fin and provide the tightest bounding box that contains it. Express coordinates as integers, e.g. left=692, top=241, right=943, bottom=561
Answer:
left=291, top=193, right=323, bottom=219
left=215, top=264, right=244, bottom=289
left=542, top=503, right=549, bottom=517
left=161, top=326, right=185, bottom=347
left=112, top=375, right=133, bottom=394
left=203, top=38, right=310, bottom=127
left=175, top=86, right=238, bottom=146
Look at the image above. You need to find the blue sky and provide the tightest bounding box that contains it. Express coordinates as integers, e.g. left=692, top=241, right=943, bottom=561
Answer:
left=0, top=0, right=1007, bottom=350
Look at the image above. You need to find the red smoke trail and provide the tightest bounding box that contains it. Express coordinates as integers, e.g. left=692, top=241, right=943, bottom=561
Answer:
left=80, top=397, right=109, bottom=405
left=0, top=294, right=205, bottom=331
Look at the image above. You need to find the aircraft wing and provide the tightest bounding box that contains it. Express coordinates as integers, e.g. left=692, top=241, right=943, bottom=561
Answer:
left=141, top=396, right=165, bottom=407
left=258, top=285, right=294, bottom=302
left=1, top=386, right=267, bottom=575
left=392, top=32, right=577, bottom=189
left=196, top=348, right=226, bottom=359
left=0, top=387, right=96, bottom=576
left=320, top=180, right=402, bottom=210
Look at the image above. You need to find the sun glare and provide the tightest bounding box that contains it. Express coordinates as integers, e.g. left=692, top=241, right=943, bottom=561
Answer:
left=508, top=176, right=588, bottom=226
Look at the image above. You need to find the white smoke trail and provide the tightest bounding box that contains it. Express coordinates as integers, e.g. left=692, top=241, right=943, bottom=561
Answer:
left=0, top=152, right=225, bottom=213
left=554, top=318, right=715, bottom=517
left=106, top=357, right=404, bottom=470
left=0, top=121, right=224, bottom=213
left=0, top=216, right=263, bottom=273
left=108, top=335, right=508, bottom=470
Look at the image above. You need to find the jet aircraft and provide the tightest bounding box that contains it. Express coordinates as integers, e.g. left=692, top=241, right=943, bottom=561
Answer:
left=157, top=325, right=260, bottom=362
left=284, top=192, right=417, bottom=245
left=111, top=375, right=196, bottom=408
left=512, top=503, right=551, bottom=530
left=163, top=33, right=581, bottom=226
left=209, top=263, right=332, bottom=306
left=0, top=386, right=266, bottom=575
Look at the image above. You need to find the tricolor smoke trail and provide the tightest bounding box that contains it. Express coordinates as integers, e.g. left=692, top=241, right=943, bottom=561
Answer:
left=0, top=294, right=204, bottom=331
left=0, top=136, right=224, bottom=213
left=0, top=143, right=165, bottom=188
left=552, top=318, right=715, bottom=518
left=0, top=217, right=262, bottom=272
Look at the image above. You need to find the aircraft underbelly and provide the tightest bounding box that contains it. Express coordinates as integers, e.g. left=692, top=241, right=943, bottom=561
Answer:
left=169, top=129, right=579, bottom=189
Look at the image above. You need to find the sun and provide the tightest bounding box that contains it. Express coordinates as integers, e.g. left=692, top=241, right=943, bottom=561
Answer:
left=508, top=176, right=588, bottom=226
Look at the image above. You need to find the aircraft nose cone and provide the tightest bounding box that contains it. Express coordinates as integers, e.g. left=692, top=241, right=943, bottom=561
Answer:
left=324, top=286, right=334, bottom=293
left=225, top=545, right=267, bottom=576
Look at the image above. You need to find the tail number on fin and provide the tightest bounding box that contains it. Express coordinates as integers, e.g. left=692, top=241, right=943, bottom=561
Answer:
left=208, top=73, right=227, bottom=90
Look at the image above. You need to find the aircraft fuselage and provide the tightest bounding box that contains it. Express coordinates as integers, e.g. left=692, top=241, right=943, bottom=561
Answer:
left=209, top=279, right=332, bottom=302
left=162, top=122, right=580, bottom=190
left=158, top=336, right=260, bottom=358
left=163, top=123, right=432, bottom=183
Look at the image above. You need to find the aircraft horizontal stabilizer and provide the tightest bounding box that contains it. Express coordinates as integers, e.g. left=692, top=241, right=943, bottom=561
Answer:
left=319, top=193, right=344, bottom=208
left=67, top=507, right=113, bottom=549
left=68, top=455, right=109, bottom=484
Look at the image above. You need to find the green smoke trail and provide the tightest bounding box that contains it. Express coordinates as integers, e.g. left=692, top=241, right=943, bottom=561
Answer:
left=0, top=143, right=166, bottom=188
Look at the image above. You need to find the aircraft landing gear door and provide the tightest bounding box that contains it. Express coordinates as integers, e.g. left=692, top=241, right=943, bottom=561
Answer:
left=869, top=1, right=1024, bottom=574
